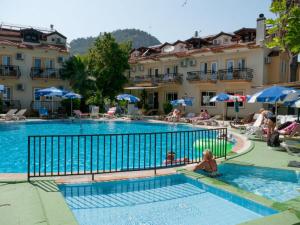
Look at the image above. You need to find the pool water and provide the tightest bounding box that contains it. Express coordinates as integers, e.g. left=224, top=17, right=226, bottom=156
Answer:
left=212, top=163, right=300, bottom=202
left=59, top=174, right=277, bottom=225
left=0, top=121, right=198, bottom=173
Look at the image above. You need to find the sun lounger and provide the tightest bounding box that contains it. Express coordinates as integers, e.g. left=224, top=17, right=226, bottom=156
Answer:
left=193, top=115, right=221, bottom=126
left=73, top=110, right=89, bottom=118
left=0, top=109, right=18, bottom=120
left=90, top=106, right=100, bottom=119
left=12, top=109, right=27, bottom=120
left=103, top=107, right=116, bottom=118
left=243, top=114, right=264, bottom=135
left=281, top=137, right=300, bottom=156
left=278, top=122, right=300, bottom=137
left=230, top=113, right=254, bottom=129
left=180, top=113, right=196, bottom=123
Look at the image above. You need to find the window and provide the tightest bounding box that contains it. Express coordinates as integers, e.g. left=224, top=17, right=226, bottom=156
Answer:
left=3, top=86, right=11, bottom=100
left=201, top=91, right=216, bottom=107
left=34, top=58, right=42, bottom=68
left=154, top=69, right=159, bottom=76
left=166, top=92, right=178, bottom=102
left=34, top=88, right=51, bottom=101
left=213, top=39, right=219, bottom=45
left=280, top=60, right=287, bottom=82
left=238, top=59, right=246, bottom=70
left=2, top=56, right=11, bottom=65
left=226, top=90, right=244, bottom=107
left=45, top=59, right=54, bottom=69
left=200, top=63, right=208, bottom=74
left=148, top=68, right=152, bottom=76
left=211, top=62, right=218, bottom=74
left=223, top=38, right=229, bottom=44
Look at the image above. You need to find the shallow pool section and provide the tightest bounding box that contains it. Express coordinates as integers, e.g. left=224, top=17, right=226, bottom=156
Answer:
left=208, top=163, right=300, bottom=202
left=59, top=174, right=277, bottom=225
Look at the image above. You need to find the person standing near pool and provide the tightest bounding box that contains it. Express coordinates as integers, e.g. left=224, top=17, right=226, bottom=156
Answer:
left=193, top=150, right=218, bottom=176
left=260, top=108, right=276, bottom=143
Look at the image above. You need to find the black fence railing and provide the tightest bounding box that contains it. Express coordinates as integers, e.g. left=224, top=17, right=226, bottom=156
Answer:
left=28, top=128, right=227, bottom=180
left=0, top=65, right=21, bottom=78
left=30, top=67, right=62, bottom=79
left=129, top=73, right=183, bottom=84
left=30, top=100, right=62, bottom=112
left=218, top=68, right=253, bottom=81
left=186, top=70, right=218, bottom=82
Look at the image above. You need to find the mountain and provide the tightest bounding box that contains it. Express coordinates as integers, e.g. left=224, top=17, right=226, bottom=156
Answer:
left=69, top=29, right=161, bottom=55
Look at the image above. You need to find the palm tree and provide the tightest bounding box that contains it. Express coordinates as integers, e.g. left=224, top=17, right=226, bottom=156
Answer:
left=60, top=55, right=96, bottom=98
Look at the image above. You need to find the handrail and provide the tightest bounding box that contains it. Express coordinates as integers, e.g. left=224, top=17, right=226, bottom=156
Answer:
left=27, top=127, right=227, bottom=181
left=129, top=73, right=183, bottom=84
left=0, top=65, right=21, bottom=78
left=30, top=67, right=62, bottom=79
left=186, top=70, right=217, bottom=82
left=218, top=68, right=253, bottom=80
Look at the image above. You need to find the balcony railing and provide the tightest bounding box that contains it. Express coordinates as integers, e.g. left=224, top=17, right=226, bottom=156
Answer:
left=30, top=67, right=62, bottom=79
left=154, top=73, right=183, bottom=84
left=30, top=100, right=62, bottom=112
left=0, top=65, right=20, bottom=78
left=129, top=73, right=183, bottom=85
left=186, top=70, right=217, bottom=82
left=218, top=68, right=253, bottom=81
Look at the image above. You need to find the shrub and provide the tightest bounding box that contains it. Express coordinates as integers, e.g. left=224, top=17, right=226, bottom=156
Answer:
left=163, top=102, right=173, bottom=114
left=61, top=99, right=80, bottom=115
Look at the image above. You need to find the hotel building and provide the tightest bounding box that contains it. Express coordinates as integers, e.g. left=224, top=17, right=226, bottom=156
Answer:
left=0, top=23, right=69, bottom=113
left=127, top=14, right=299, bottom=117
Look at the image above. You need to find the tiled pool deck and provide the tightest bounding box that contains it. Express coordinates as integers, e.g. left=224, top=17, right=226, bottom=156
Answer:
left=0, top=128, right=300, bottom=225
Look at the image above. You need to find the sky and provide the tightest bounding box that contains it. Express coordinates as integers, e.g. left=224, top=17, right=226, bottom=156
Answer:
left=0, top=0, right=274, bottom=43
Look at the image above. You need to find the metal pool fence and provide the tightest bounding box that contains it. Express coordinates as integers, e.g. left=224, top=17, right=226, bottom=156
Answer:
left=27, top=128, right=227, bottom=180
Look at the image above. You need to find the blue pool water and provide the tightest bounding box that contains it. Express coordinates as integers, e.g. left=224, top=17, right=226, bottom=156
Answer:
left=209, top=163, right=300, bottom=202
left=59, top=174, right=277, bottom=225
left=0, top=121, right=201, bottom=173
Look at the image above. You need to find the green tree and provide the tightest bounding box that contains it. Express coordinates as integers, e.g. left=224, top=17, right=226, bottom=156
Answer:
left=266, top=0, right=300, bottom=81
left=88, top=33, right=130, bottom=100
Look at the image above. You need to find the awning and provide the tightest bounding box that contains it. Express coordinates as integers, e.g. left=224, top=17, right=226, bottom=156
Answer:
left=0, top=85, right=4, bottom=92
left=124, top=86, right=158, bottom=90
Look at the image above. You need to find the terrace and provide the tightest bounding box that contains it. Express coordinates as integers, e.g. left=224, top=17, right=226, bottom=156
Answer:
left=129, top=73, right=183, bottom=85
left=186, top=70, right=218, bottom=82
left=218, top=68, right=254, bottom=81
left=30, top=67, right=62, bottom=79
left=0, top=65, right=21, bottom=78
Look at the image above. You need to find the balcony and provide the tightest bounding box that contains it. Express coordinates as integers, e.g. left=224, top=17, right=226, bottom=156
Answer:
left=30, top=67, right=62, bottom=79
left=186, top=70, right=217, bottom=83
left=0, top=65, right=20, bottom=78
left=129, top=73, right=183, bottom=86
left=154, top=73, right=183, bottom=84
left=218, top=68, right=253, bottom=81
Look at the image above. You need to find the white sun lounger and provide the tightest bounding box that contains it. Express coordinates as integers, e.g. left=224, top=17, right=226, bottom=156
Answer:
left=281, top=138, right=300, bottom=156
left=0, top=109, right=18, bottom=120
left=12, top=109, right=27, bottom=120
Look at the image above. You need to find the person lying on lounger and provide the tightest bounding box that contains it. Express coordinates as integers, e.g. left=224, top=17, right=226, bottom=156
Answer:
left=193, top=150, right=219, bottom=176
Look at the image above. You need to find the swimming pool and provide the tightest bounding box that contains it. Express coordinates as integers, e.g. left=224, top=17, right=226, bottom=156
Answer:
left=59, top=174, right=277, bottom=225
left=0, top=121, right=197, bottom=173
left=208, top=163, right=300, bottom=202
